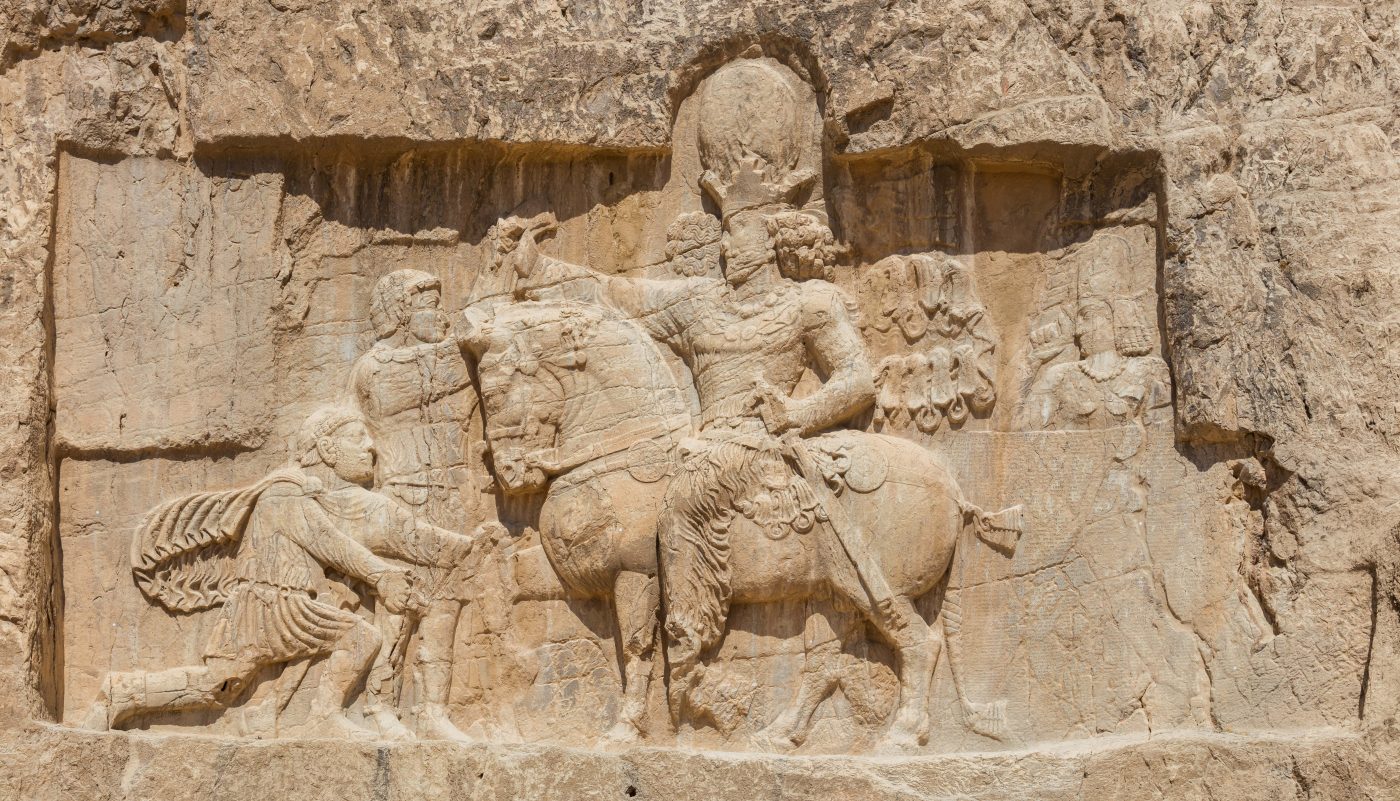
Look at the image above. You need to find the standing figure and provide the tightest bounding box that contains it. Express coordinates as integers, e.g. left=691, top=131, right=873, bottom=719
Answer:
left=83, top=406, right=421, bottom=739
left=352, top=269, right=484, bottom=526
left=350, top=269, right=493, bottom=740
left=309, top=412, right=494, bottom=742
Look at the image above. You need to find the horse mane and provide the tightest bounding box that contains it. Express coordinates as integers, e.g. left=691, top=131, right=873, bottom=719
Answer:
left=483, top=299, right=691, bottom=463
left=660, top=439, right=770, bottom=661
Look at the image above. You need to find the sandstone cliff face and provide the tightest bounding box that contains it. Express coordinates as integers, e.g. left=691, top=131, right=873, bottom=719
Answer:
left=1, top=1, right=1398, bottom=798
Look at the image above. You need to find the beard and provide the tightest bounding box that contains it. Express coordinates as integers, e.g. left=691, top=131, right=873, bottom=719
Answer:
left=408, top=310, right=449, bottom=343
left=723, top=253, right=769, bottom=286
left=333, top=450, right=376, bottom=485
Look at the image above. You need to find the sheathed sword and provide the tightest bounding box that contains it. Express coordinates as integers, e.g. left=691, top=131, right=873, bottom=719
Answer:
left=386, top=575, right=430, bottom=701
left=764, top=420, right=906, bottom=630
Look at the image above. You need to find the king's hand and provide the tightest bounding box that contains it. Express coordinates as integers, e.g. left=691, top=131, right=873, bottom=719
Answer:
left=523, top=448, right=565, bottom=476
left=750, top=379, right=798, bottom=435
left=493, top=212, right=557, bottom=281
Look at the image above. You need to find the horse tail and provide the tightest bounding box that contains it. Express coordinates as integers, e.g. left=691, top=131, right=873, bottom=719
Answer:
left=941, top=501, right=1024, bottom=740
left=940, top=591, right=1008, bottom=740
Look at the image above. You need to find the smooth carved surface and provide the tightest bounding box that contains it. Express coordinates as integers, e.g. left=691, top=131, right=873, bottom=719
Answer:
left=3, top=3, right=1398, bottom=794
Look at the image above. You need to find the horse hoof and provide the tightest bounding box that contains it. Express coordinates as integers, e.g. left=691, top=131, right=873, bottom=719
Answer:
left=749, top=730, right=797, bottom=754
left=604, top=721, right=642, bottom=745
left=416, top=711, right=473, bottom=743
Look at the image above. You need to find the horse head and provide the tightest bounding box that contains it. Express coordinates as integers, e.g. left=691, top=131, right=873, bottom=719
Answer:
left=466, top=299, right=692, bottom=496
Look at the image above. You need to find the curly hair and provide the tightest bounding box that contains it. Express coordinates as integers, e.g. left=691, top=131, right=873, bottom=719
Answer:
left=765, top=211, right=843, bottom=282
left=295, top=405, right=364, bottom=467
left=369, top=269, right=439, bottom=340
left=664, top=211, right=722, bottom=278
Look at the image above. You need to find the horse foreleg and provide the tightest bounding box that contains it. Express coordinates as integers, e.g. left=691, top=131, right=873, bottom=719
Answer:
left=607, top=569, right=660, bottom=742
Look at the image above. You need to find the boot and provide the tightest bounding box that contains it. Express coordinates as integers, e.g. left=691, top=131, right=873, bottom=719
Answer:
left=304, top=660, right=376, bottom=741
left=361, top=700, right=411, bottom=740
left=81, top=672, right=143, bottom=731
left=414, top=661, right=470, bottom=741
left=303, top=691, right=377, bottom=742
left=81, top=668, right=218, bottom=731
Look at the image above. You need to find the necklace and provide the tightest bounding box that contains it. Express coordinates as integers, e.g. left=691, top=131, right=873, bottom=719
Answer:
left=1077, top=355, right=1126, bottom=382
left=726, top=284, right=786, bottom=318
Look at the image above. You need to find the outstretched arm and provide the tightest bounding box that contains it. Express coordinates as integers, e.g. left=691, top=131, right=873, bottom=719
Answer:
left=373, top=498, right=478, bottom=569
left=505, top=222, right=701, bottom=345
left=279, top=496, right=415, bottom=611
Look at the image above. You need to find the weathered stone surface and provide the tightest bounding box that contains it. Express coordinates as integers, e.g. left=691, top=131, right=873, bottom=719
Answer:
left=3, top=724, right=1400, bottom=801
left=2, top=0, right=1398, bottom=797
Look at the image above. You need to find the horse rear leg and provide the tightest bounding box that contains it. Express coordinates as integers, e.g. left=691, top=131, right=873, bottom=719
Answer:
left=877, top=596, right=939, bottom=748
left=607, top=569, right=660, bottom=742
left=940, top=593, right=1008, bottom=740
left=756, top=608, right=847, bottom=750
left=825, top=565, right=937, bottom=748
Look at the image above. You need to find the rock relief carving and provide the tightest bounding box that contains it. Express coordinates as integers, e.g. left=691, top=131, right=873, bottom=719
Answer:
left=656, top=211, right=722, bottom=279
left=84, top=406, right=491, bottom=739
left=868, top=251, right=999, bottom=433
left=353, top=269, right=488, bottom=528
left=1018, top=293, right=1170, bottom=430
left=462, top=292, right=689, bottom=742
left=60, top=53, right=1221, bottom=755
left=465, top=217, right=1023, bottom=747
left=454, top=57, right=1024, bottom=749
left=350, top=269, right=501, bottom=740
left=1018, top=234, right=1171, bottom=430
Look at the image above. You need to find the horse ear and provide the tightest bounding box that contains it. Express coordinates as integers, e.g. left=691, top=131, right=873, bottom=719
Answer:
left=458, top=306, right=497, bottom=354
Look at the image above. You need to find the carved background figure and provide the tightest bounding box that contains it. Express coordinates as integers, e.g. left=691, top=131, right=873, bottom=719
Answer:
left=1019, top=295, right=1172, bottom=430
left=869, top=251, right=999, bottom=432
left=353, top=269, right=486, bottom=527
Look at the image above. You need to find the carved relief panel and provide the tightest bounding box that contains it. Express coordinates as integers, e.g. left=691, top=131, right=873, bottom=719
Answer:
left=46, top=50, right=1372, bottom=758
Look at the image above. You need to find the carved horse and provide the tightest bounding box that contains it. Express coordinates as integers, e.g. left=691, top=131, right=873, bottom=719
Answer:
left=461, top=298, right=1020, bottom=749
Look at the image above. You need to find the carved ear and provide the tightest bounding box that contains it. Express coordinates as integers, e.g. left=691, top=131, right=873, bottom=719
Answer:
left=316, top=436, right=340, bottom=467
